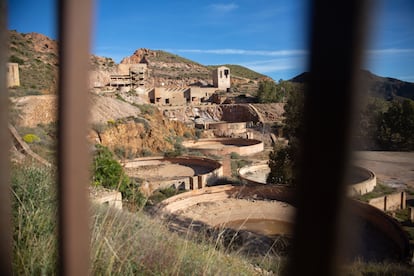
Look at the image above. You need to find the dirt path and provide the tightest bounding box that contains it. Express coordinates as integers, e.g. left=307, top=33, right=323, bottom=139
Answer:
left=354, top=151, right=414, bottom=189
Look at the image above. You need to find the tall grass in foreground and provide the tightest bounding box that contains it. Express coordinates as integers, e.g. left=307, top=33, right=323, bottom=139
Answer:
left=11, top=164, right=260, bottom=275
left=11, top=163, right=57, bottom=275
left=11, top=164, right=413, bottom=275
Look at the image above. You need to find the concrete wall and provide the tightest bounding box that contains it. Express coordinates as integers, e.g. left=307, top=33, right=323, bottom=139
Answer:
left=91, top=190, right=122, bottom=210
left=124, top=156, right=223, bottom=194
left=208, top=122, right=247, bottom=137
left=369, top=192, right=406, bottom=211
left=150, top=87, right=187, bottom=106
left=156, top=185, right=296, bottom=220
left=185, top=87, right=217, bottom=104
left=347, top=167, right=377, bottom=196
left=220, top=104, right=261, bottom=123
left=7, top=63, right=20, bottom=87
left=183, top=138, right=264, bottom=156
left=238, top=162, right=270, bottom=185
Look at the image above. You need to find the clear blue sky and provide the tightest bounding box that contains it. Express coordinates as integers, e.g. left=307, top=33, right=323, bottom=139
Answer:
left=8, top=0, right=414, bottom=82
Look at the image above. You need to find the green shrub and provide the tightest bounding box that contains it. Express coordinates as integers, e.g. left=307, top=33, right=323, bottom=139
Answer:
left=23, top=133, right=41, bottom=144
left=9, top=55, right=24, bottom=65
left=195, top=129, right=202, bottom=139
left=133, top=117, right=150, bottom=132
left=136, top=104, right=156, bottom=115
left=230, top=152, right=240, bottom=159
left=231, top=159, right=251, bottom=178
left=183, top=131, right=192, bottom=138
left=92, top=144, right=145, bottom=208
left=141, top=149, right=152, bottom=157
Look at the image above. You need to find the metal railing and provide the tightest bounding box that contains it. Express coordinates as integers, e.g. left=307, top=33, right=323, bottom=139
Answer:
left=0, top=0, right=369, bottom=275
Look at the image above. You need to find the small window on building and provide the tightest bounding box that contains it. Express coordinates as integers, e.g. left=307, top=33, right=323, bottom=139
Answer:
left=165, top=98, right=170, bottom=104
left=224, top=69, right=229, bottom=78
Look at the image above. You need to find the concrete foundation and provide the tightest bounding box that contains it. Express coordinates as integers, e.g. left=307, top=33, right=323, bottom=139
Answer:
left=156, top=184, right=410, bottom=261
left=89, top=187, right=122, bottom=210
left=123, top=156, right=223, bottom=195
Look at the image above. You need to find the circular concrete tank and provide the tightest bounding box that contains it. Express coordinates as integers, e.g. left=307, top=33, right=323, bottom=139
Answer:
left=239, top=162, right=377, bottom=196
left=123, top=156, right=223, bottom=195
left=156, top=184, right=409, bottom=261
left=183, top=138, right=264, bottom=156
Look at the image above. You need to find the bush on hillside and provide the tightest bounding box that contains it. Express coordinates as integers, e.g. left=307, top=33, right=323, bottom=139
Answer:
left=23, top=133, right=41, bottom=144
left=92, top=144, right=146, bottom=208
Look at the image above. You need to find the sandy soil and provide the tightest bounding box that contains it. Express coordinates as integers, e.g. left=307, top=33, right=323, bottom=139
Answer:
left=125, top=163, right=195, bottom=180
left=12, top=94, right=142, bottom=127
left=175, top=198, right=295, bottom=228
left=353, top=151, right=414, bottom=188
left=125, top=162, right=213, bottom=180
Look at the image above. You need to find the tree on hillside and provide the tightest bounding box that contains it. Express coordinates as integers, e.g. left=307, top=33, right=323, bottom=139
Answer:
left=355, top=97, right=388, bottom=149
left=257, top=80, right=286, bottom=103
left=267, top=91, right=304, bottom=185
left=377, top=99, right=414, bottom=150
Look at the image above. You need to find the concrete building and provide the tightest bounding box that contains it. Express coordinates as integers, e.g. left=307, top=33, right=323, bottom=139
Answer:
left=110, top=63, right=148, bottom=90
left=149, top=87, right=187, bottom=106
left=184, top=87, right=217, bottom=104
left=7, top=63, right=20, bottom=87
left=212, top=66, right=230, bottom=90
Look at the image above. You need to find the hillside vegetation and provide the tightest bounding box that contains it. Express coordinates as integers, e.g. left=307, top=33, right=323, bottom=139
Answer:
left=207, top=64, right=269, bottom=80
left=11, top=164, right=270, bottom=275
left=8, top=30, right=58, bottom=94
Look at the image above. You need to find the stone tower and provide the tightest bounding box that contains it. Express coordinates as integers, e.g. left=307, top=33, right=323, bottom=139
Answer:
left=7, top=63, right=20, bottom=87
left=212, top=66, right=230, bottom=90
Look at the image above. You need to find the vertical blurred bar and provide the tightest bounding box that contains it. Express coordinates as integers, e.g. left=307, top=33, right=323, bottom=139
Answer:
left=0, top=0, right=12, bottom=274
left=287, top=1, right=369, bottom=275
left=57, top=0, right=93, bottom=275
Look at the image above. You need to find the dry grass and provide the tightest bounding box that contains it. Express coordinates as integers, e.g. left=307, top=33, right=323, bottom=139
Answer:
left=11, top=163, right=262, bottom=275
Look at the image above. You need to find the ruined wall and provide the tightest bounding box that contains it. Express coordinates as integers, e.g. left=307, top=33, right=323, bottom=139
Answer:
left=369, top=192, right=406, bottom=211
left=208, top=122, right=247, bottom=136
left=186, top=87, right=217, bottom=103
left=238, top=163, right=270, bottom=185
left=220, top=104, right=260, bottom=122
left=7, top=63, right=20, bottom=87
left=91, top=190, right=123, bottom=210
left=151, top=87, right=187, bottom=106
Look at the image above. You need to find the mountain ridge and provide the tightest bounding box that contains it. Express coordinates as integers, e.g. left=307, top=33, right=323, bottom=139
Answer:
left=290, top=70, right=414, bottom=101
left=8, top=30, right=414, bottom=100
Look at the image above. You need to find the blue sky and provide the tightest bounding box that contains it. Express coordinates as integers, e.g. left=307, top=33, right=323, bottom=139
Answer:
left=8, top=0, right=414, bottom=82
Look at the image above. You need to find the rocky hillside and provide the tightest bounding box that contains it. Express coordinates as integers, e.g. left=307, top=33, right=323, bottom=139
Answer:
left=9, top=30, right=58, bottom=94
left=120, top=48, right=270, bottom=89
left=8, top=30, right=270, bottom=94
left=290, top=70, right=414, bottom=101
